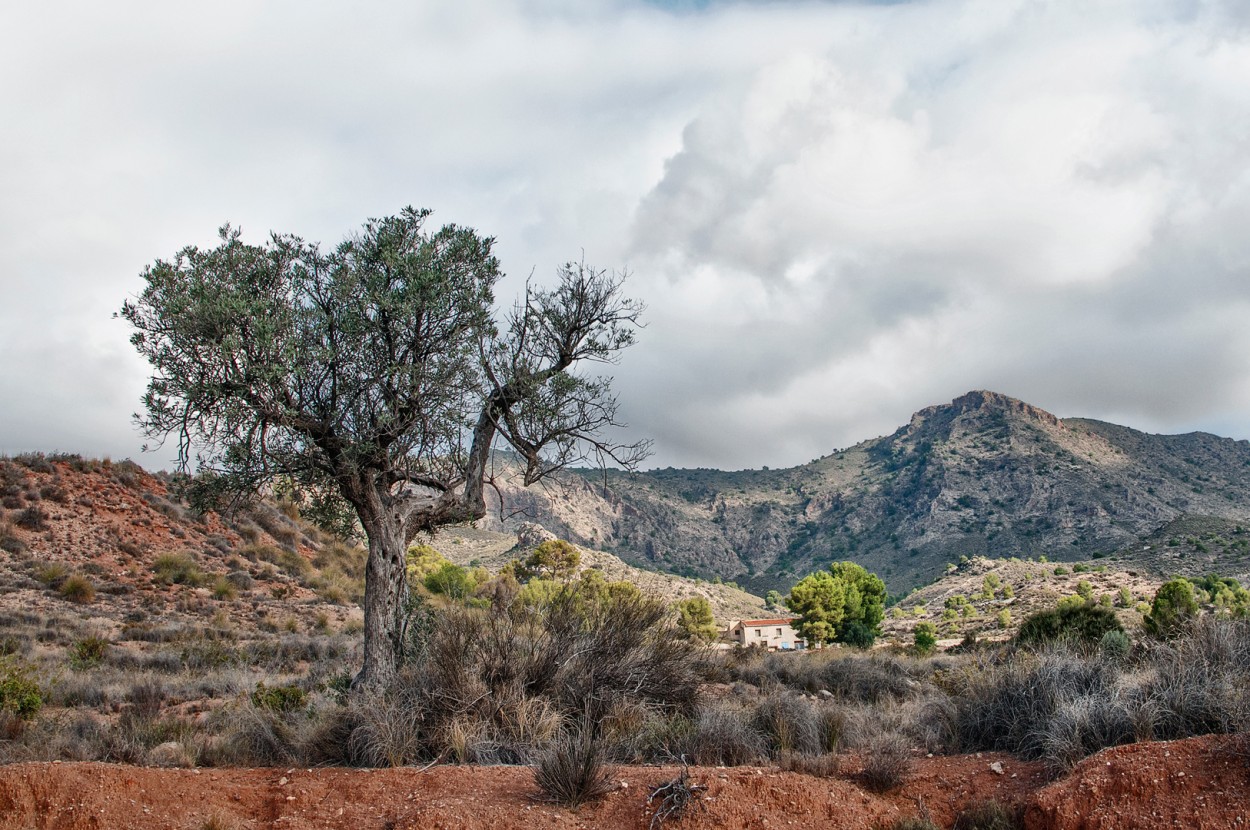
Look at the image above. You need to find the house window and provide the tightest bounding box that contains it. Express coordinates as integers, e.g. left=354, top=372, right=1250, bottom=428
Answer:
left=776, top=628, right=782, bottom=636
left=754, top=629, right=761, bottom=637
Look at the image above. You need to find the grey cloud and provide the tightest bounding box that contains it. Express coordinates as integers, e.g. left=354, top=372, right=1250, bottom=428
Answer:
left=3, top=0, right=1249, bottom=473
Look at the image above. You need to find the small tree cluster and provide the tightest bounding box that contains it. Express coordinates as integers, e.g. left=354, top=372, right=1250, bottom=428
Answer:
left=785, top=562, right=886, bottom=647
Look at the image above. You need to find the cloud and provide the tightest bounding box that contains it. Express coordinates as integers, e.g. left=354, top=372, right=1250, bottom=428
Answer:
left=1, top=0, right=1248, bottom=471
left=619, top=0, right=1250, bottom=467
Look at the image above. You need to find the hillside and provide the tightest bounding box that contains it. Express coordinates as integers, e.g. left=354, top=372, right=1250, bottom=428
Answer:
left=0, top=453, right=763, bottom=637
left=478, top=390, right=1250, bottom=595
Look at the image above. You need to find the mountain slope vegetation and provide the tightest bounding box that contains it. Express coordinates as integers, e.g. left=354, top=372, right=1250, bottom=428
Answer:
left=481, top=390, right=1250, bottom=594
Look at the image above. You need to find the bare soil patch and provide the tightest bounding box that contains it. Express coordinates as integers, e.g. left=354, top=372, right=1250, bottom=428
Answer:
left=1, top=736, right=1243, bottom=830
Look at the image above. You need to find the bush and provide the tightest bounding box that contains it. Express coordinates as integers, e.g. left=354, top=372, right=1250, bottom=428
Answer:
left=953, top=650, right=1131, bottom=769
left=1016, top=601, right=1122, bottom=648
left=250, top=682, right=308, bottom=713
left=33, top=562, right=68, bottom=588
left=1140, top=616, right=1250, bottom=738
left=59, top=574, right=96, bottom=604
left=212, top=577, right=238, bottom=600
left=15, top=505, right=48, bottom=531
left=859, top=730, right=911, bottom=791
left=689, top=704, right=766, bottom=765
left=750, top=694, right=821, bottom=756
left=533, top=724, right=615, bottom=808
left=1145, top=579, right=1199, bottom=639
left=0, top=659, right=42, bottom=719
left=152, top=553, right=207, bottom=587
left=914, top=622, right=938, bottom=655
left=1099, top=630, right=1131, bottom=661
left=646, top=764, right=707, bottom=828
left=70, top=635, right=109, bottom=668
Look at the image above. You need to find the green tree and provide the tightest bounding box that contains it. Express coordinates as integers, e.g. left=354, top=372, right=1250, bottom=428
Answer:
left=675, top=597, right=719, bottom=642
left=121, top=209, right=648, bottom=689
left=764, top=590, right=783, bottom=610
left=786, top=571, right=847, bottom=644
left=1144, top=578, right=1199, bottom=639
left=913, top=622, right=938, bottom=655
left=785, top=561, right=886, bottom=646
left=515, top=539, right=581, bottom=583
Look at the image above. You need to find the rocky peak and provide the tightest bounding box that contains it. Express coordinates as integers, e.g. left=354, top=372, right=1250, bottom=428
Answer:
left=908, top=390, right=1062, bottom=434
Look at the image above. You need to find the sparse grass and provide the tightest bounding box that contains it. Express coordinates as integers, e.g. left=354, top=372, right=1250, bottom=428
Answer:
left=952, top=800, right=1022, bottom=830
left=59, top=574, right=96, bottom=604
left=152, top=553, right=207, bottom=587
left=33, top=561, right=68, bottom=588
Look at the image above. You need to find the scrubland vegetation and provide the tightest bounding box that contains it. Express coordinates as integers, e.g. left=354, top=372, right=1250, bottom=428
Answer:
left=3, top=565, right=1250, bottom=806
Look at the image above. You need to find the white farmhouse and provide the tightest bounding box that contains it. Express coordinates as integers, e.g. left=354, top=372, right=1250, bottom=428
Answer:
left=727, top=617, right=803, bottom=650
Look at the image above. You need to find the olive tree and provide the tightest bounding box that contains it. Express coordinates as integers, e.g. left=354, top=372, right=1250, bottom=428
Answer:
left=121, top=208, right=648, bottom=688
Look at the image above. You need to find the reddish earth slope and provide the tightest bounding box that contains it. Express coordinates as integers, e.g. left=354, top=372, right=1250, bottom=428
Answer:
left=0, top=737, right=1245, bottom=830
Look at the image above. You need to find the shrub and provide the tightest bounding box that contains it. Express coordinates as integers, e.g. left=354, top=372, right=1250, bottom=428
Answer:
left=128, top=682, right=166, bottom=719
left=883, top=819, right=941, bottom=830
left=250, top=682, right=308, bottom=713
left=212, top=577, right=238, bottom=600
left=1016, top=602, right=1122, bottom=648
left=70, top=636, right=109, bottom=668
left=750, top=694, right=821, bottom=756
left=1099, top=630, right=1131, bottom=661
left=0, top=523, right=25, bottom=554
left=152, top=553, right=207, bottom=587
left=859, top=730, right=911, bottom=791
left=15, top=505, right=48, bottom=531
left=646, top=763, right=707, bottom=829
left=0, top=658, right=42, bottom=719
left=533, top=724, right=615, bottom=808
left=953, top=650, right=1131, bottom=768
left=818, top=654, right=918, bottom=704
left=225, top=569, right=254, bottom=590
left=1140, top=616, right=1250, bottom=738
left=689, top=704, right=766, bottom=765
left=59, top=574, right=95, bottom=604
left=1145, top=579, right=1199, bottom=639
left=913, top=622, right=938, bottom=655
left=33, top=562, right=68, bottom=588
left=423, top=562, right=476, bottom=601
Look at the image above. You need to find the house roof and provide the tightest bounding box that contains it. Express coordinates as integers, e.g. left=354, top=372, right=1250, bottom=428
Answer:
left=737, top=618, right=797, bottom=627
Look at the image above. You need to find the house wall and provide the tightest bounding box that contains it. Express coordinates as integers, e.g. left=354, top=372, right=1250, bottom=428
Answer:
left=730, top=620, right=802, bottom=650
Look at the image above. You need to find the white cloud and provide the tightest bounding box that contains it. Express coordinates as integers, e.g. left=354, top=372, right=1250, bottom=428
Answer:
left=620, top=0, right=1250, bottom=466
left=1, top=0, right=1249, bottom=470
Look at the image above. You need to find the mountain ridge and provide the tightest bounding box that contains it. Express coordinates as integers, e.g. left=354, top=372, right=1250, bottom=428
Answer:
left=480, top=390, right=1250, bottom=594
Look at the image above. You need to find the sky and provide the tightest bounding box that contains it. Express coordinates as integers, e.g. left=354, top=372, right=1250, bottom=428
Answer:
left=2, top=0, right=1250, bottom=471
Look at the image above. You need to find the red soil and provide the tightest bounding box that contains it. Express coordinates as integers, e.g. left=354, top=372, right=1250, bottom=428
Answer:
left=0, top=736, right=1244, bottom=830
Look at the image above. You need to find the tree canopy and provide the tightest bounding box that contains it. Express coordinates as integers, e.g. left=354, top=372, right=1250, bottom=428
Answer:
left=1144, top=578, right=1199, bottom=639
left=675, top=596, right=719, bottom=642
left=122, top=208, right=648, bottom=687
left=784, top=561, right=886, bottom=647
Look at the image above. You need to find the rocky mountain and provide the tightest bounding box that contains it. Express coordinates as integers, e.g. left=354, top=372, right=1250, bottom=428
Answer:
left=480, top=390, right=1250, bottom=595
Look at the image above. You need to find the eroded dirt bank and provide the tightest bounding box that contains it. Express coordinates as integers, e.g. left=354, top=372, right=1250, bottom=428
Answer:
left=0, top=737, right=1243, bottom=830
